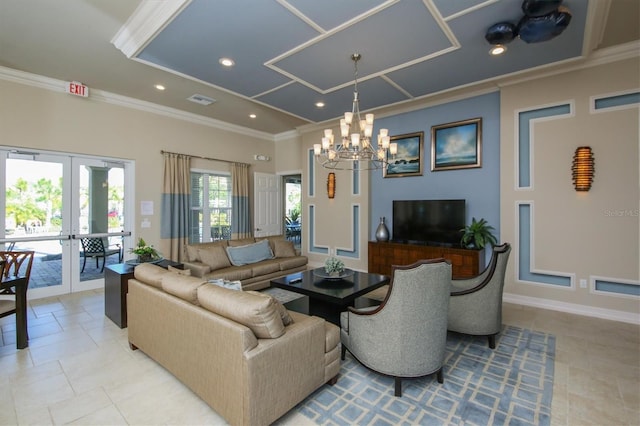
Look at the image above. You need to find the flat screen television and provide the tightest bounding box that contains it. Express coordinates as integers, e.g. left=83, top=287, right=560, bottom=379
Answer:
left=392, top=199, right=466, bottom=246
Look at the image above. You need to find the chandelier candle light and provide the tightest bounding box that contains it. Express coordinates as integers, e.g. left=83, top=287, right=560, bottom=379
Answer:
left=314, top=53, right=397, bottom=171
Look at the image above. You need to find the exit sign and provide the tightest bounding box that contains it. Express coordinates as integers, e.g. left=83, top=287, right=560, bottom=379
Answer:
left=66, top=81, right=88, bottom=97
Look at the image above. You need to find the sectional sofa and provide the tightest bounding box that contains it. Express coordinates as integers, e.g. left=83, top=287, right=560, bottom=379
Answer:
left=128, top=263, right=341, bottom=426
left=182, top=235, right=307, bottom=290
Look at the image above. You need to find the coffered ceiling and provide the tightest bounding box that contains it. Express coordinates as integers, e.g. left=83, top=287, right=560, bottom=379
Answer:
left=1, top=0, right=638, bottom=136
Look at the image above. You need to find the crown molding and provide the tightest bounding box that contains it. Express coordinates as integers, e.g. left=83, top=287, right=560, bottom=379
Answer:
left=0, top=65, right=275, bottom=142
left=111, top=0, right=191, bottom=58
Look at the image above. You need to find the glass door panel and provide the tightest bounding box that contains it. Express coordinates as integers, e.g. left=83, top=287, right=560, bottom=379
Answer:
left=73, top=158, right=129, bottom=291
left=1, top=152, right=71, bottom=298
left=1, top=150, right=133, bottom=299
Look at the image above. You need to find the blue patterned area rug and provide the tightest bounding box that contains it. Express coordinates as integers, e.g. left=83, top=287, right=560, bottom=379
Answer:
left=295, top=326, right=555, bottom=426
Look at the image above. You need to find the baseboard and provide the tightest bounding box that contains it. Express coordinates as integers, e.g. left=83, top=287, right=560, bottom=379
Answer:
left=503, top=292, right=640, bottom=325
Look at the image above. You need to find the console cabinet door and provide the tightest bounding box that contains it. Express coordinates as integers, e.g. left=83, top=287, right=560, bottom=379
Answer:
left=368, top=241, right=484, bottom=279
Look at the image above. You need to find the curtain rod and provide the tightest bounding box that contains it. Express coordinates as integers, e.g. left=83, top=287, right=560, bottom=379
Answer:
left=160, top=150, right=249, bottom=166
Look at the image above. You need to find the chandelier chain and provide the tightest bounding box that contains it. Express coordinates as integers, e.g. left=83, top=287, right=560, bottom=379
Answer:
left=313, top=53, right=397, bottom=171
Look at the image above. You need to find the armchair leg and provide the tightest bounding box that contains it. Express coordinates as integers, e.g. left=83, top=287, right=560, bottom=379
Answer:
left=436, top=368, right=443, bottom=384
left=394, top=377, right=402, bottom=397
left=488, top=334, right=496, bottom=349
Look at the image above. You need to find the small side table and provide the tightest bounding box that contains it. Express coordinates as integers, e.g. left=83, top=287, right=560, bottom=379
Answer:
left=104, top=259, right=183, bottom=328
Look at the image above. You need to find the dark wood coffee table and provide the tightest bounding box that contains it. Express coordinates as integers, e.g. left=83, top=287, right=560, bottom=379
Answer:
left=270, top=268, right=389, bottom=325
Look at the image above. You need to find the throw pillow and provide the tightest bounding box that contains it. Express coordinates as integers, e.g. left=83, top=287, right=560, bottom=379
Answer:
left=247, top=291, right=294, bottom=326
left=168, top=265, right=191, bottom=276
left=208, top=278, right=242, bottom=291
left=197, top=285, right=285, bottom=339
left=272, top=240, right=296, bottom=258
left=225, top=239, right=274, bottom=266
left=198, top=246, right=231, bottom=270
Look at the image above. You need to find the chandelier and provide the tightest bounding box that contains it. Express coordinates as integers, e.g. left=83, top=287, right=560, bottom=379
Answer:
left=314, top=53, right=397, bottom=171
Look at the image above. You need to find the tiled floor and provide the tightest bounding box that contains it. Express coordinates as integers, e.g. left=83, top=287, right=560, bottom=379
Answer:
left=0, top=290, right=638, bottom=425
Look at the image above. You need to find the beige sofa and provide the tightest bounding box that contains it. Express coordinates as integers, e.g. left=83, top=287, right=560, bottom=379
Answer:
left=127, top=263, right=340, bottom=426
left=182, top=235, right=307, bottom=291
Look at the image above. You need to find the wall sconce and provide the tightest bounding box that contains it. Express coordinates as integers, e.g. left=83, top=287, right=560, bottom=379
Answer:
left=327, top=173, right=336, bottom=199
left=571, top=146, right=594, bottom=191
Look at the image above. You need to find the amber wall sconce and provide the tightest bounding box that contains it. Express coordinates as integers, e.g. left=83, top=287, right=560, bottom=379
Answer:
left=571, top=146, right=595, bottom=191
left=327, top=172, right=336, bottom=199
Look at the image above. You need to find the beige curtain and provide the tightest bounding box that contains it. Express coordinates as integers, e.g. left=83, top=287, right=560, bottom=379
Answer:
left=231, top=162, right=251, bottom=239
left=161, top=153, right=191, bottom=261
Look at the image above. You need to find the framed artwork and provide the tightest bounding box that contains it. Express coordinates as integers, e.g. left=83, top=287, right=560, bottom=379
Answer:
left=383, top=131, right=424, bottom=178
left=431, top=118, right=482, bottom=171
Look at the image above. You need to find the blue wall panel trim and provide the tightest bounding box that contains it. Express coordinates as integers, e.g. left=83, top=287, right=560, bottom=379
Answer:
left=352, top=170, right=359, bottom=196
left=595, top=92, right=640, bottom=110
left=308, top=205, right=328, bottom=254
left=308, top=149, right=315, bottom=197
left=595, top=280, right=640, bottom=297
left=518, top=203, right=571, bottom=287
left=518, top=104, right=571, bottom=188
left=337, top=205, right=359, bottom=258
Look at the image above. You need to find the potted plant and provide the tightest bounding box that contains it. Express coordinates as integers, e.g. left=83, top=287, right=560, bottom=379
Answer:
left=130, top=238, right=160, bottom=263
left=460, top=217, right=497, bottom=249
left=324, top=256, right=345, bottom=277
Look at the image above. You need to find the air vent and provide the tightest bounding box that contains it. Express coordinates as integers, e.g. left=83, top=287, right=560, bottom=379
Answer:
left=187, top=94, right=216, bottom=106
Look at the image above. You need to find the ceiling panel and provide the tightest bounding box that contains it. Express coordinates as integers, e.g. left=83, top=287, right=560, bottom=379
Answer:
left=2, top=0, right=636, bottom=135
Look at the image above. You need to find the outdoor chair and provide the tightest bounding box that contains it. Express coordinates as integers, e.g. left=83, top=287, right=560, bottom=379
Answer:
left=80, top=237, right=122, bottom=273
left=340, top=258, right=451, bottom=397
left=448, top=243, right=512, bottom=348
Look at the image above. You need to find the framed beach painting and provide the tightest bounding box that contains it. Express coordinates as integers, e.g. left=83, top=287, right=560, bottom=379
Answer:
left=383, top=131, right=424, bottom=178
left=431, top=118, right=482, bottom=171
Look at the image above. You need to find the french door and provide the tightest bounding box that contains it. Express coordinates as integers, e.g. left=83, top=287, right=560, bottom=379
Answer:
left=0, top=148, right=133, bottom=299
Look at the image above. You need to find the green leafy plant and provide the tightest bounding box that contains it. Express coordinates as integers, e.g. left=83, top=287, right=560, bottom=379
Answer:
left=324, top=257, right=345, bottom=275
left=287, top=207, right=301, bottom=223
left=130, top=238, right=160, bottom=259
left=460, top=217, right=498, bottom=249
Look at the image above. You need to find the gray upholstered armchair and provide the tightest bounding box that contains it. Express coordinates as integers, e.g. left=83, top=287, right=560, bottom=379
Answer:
left=340, top=258, right=451, bottom=397
left=448, top=243, right=511, bottom=349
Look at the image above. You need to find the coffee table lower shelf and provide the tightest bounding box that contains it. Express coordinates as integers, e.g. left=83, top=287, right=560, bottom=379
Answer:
left=271, top=268, right=389, bottom=326
left=282, top=296, right=380, bottom=326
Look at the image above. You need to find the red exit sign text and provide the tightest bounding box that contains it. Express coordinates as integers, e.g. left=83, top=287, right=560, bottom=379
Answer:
left=66, top=81, right=88, bottom=97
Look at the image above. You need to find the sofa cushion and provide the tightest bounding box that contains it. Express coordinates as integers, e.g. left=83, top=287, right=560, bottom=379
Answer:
left=161, top=274, right=207, bottom=305
left=273, top=240, right=296, bottom=258
left=168, top=265, right=191, bottom=276
left=197, top=284, right=285, bottom=338
left=185, top=240, right=228, bottom=262
left=251, top=259, right=281, bottom=277
left=278, top=256, right=308, bottom=271
left=133, top=263, right=168, bottom=289
left=225, top=239, right=274, bottom=266
left=227, top=238, right=256, bottom=247
left=246, top=291, right=293, bottom=326
left=208, top=266, right=253, bottom=282
left=199, top=245, right=232, bottom=270
left=255, top=235, right=285, bottom=252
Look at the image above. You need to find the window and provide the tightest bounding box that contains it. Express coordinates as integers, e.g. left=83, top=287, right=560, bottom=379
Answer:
left=190, top=171, right=232, bottom=243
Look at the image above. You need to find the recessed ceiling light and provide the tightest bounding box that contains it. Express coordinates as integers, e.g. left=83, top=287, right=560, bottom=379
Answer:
left=154, top=84, right=165, bottom=91
left=249, top=114, right=257, bottom=119
left=489, top=44, right=507, bottom=55
left=219, top=58, right=235, bottom=67
left=315, top=102, right=325, bottom=108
